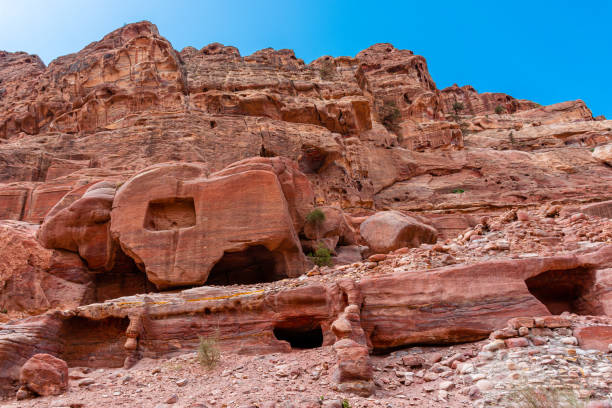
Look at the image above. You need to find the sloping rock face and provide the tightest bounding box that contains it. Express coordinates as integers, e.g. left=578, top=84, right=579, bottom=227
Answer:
left=111, top=157, right=310, bottom=289
left=0, top=21, right=608, bottom=234
left=0, top=221, right=92, bottom=314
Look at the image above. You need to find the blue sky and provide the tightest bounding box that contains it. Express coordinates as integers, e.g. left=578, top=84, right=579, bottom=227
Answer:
left=1, top=1, right=610, bottom=117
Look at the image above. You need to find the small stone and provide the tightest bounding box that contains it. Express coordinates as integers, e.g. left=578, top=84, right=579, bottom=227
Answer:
left=530, top=336, right=547, bottom=346
left=165, top=394, right=178, bottom=404
left=560, top=337, right=578, bottom=345
left=423, top=372, right=437, bottom=382
left=78, top=378, right=95, bottom=387
left=505, top=337, right=529, bottom=348
left=518, top=327, right=529, bottom=336
left=457, top=363, right=474, bottom=374
left=483, top=339, right=506, bottom=352
left=15, top=387, right=30, bottom=400
left=475, top=380, right=493, bottom=392
left=402, top=355, right=425, bottom=368
left=478, top=351, right=494, bottom=360
left=439, top=380, right=454, bottom=391
left=176, top=378, right=188, bottom=387
left=507, top=317, right=535, bottom=329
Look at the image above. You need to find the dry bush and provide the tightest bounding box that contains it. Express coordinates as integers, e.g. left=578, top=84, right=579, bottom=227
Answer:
left=198, top=335, right=221, bottom=369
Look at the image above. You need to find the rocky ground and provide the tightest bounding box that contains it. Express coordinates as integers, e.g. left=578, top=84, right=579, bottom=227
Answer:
left=4, top=315, right=611, bottom=408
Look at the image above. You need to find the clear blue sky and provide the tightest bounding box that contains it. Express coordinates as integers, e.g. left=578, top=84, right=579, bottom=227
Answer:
left=1, top=1, right=610, bottom=117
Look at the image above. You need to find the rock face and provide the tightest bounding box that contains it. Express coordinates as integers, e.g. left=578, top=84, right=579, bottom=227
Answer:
left=441, top=84, right=538, bottom=116
left=38, top=182, right=117, bottom=270
left=0, top=221, right=91, bottom=314
left=593, top=143, right=612, bottom=165
left=1, top=20, right=612, bottom=402
left=110, top=157, right=311, bottom=289
left=0, top=21, right=608, bottom=233
left=19, top=354, right=68, bottom=396
left=359, top=211, right=437, bottom=253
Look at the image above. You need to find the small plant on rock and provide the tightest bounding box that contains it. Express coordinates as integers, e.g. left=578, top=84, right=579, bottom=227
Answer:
left=509, top=131, right=516, bottom=145
left=0, top=308, right=7, bottom=314
left=342, top=399, right=351, bottom=408
left=319, top=60, right=335, bottom=80
left=495, top=105, right=506, bottom=114
left=306, top=208, right=326, bottom=241
left=452, top=188, right=465, bottom=194
left=452, top=101, right=464, bottom=116
left=306, top=208, right=326, bottom=225
left=197, top=335, right=220, bottom=369
left=378, top=100, right=402, bottom=134
left=308, top=242, right=333, bottom=267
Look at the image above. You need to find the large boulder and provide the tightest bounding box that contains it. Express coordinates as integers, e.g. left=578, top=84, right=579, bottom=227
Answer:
left=38, top=182, right=117, bottom=270
left=359, top=211, right=437, bottom=253
left=20, top=353, right=68, bottom=396
left=111, top=157, right=312, bottom=289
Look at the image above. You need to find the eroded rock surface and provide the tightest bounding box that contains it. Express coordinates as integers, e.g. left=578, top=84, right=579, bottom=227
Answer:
left=1, top=20, right=612, bottom=405
left=110, top=157, right=310, bottom=289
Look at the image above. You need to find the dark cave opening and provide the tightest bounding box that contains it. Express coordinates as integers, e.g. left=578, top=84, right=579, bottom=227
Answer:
left=60, top=316, right=129, bottom=368
left=525, top=267, right=596, bottom=315
left=206, top=245, right=286, bottom=285
left=94, top=249, right=157, bottom=302
left=299, top=146, right=327, bottom=174
left=273, top=323, right=324, bottom=349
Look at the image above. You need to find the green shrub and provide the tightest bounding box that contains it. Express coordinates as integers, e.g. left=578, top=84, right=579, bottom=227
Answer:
left=495, top=105, right=506, bottom=114
left=378, top=100, right=402, bottom=133
left=0, top=308, right=7, bottom=314
left=308, top=243, right=333, bottom=267
left=197, top=335, right=220, bottom=369
left=452, top=188, right=465, bottom=194
left=305, top=208, right=326, bottom=224
left=342, top=400, right=351, bottom=408
left=452, top=101, right=464, bottom=116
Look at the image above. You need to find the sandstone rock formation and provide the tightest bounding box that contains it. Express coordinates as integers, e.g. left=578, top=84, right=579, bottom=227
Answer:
left=0, top=221, right=91, bottom=314
left=19, top=354, right=68, bottom=397
left=1, top=20, right=612, bottom=404
left=359, top=211, right=437, bottom=254
left=110, top=157, right=310, bottom=289
left=38, top=181, right=117, bottom=270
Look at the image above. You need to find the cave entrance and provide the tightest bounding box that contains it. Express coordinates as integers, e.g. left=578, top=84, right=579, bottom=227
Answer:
left=94, top=248, right=157, bottom=301
left=60, top=316, right=129, bottom=368
left=273, top=323, right=324, bottom=349
left=525, top=267, right=596, bottom=315
left=206, top=245, right=286, bottom=285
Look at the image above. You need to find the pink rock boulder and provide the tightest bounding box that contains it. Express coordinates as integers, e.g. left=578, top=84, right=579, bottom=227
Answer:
left=359, top=211, right=437, bottom=254
left=20, top=354, right=68, bottom=396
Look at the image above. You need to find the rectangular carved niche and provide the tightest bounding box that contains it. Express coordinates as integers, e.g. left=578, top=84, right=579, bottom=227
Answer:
left=144, top=197, right=196, bottom=231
